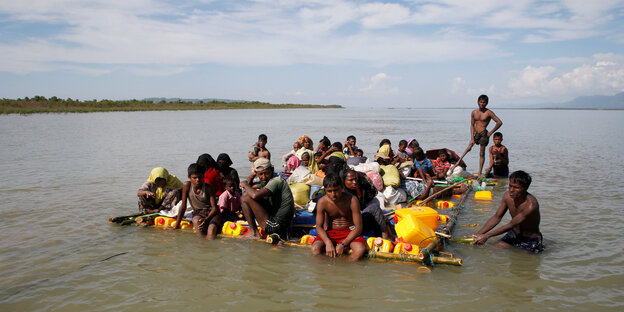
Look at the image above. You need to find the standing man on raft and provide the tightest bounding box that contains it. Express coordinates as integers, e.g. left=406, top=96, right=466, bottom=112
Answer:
left=449, top=94, right=502, bottom=179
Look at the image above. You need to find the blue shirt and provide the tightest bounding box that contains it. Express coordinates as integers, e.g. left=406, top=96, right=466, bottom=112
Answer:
left=413, top=158, right=433, bottom=175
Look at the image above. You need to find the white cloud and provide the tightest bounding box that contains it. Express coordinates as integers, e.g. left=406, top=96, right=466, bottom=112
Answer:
left=507, top=54, right=624, bottom=99
left=359, top=2, right=411, bottom=29
left=451, top=77, right=466, bottom=94
left=467, top=85, right=496, bottom=96
left=356, top=72, right=400, bottom=95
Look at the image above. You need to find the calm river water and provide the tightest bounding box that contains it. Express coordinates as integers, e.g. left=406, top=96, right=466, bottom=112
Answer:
left=1, top=108, right=623, bottom=311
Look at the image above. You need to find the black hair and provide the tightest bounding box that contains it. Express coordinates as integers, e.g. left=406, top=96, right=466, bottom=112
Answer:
left=188, top=163, right=206, bottom=177
left=323, top=172, right=343, bottom=188
left=258, top=134, right=268, bottom=141
left=408, top=139, right=419, bottom=148
left=326, top=156, right=345, bottom=175
left=438, top=148, right=449, bottom=158
left=347, top=135, right=356, bottom=141
left=413, top=147, right=425, bottom=159
left=313, top=152, right=322, bottom=157
left=399, top=139, right=407, bottom=146
left=355, top=148, right=363, bottom=154
left=223, top=175, right=235, bottom=185
left=493, top=132, right=503, bottom=139
left=320, top=136, right=331, bottom=147
left=379, top=138, right=391, bottom=147
left=509, top=171, right=532, bottom=189
left=478, top=94, right=489, bottom=103
left=197, top=153, right=217, bottom=170
left=332, top=141, right=342, bottom=150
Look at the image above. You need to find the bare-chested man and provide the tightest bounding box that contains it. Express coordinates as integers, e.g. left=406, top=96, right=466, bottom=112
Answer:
left=248, top=134, right=271, bottom=163
left=311, top=173, right=367, bottom=261
left=450, top=94, right=502, bottom=179
left=471, top=170, right=544, bottom=253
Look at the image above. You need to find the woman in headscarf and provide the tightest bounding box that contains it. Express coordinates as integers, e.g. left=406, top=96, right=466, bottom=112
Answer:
left=197, top=153, right=225, bottom=196
left=340, top=169, right=394, bottom=240
left=216, top=153, right=240, bottom=188
left=406, top=138, right=419, bottom=157
left=137, top=167, right=183, bottom=214
left=300, top=150, right=319, bottom=173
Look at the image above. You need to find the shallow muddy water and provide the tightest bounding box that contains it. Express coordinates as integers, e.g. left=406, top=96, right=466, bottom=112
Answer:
left=1, top=108, right=623, bottom=311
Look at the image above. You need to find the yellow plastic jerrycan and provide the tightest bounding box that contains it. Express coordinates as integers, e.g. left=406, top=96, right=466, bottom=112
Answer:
left=300, top=235, right=317, bottom=245
left=393, top=242, right=419, bottom=255
left=474, top=190, right=492, bottom=200
left=222, top=221, right=250, bottom=236
left=154, top=216, right=176, bottom=227
left=438, top=215, right=449, bottom=224
left=394, top=207, right=439, bottom=231
left=178, top=220, right=193, bottom=230
left=393, top=213, right=435, bottom=246
left=366, top=237, right=394, bottom=253
left=436, top=200, right=455, bottom=209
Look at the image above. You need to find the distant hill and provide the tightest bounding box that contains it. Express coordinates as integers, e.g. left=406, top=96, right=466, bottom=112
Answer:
left=544, top=92, right=624, bottom=109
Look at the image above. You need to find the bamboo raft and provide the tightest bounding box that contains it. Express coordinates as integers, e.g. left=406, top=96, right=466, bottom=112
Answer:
left=110, top=182, right=472, bottom=268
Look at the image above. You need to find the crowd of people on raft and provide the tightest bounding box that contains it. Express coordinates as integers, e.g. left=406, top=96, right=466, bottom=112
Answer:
left=136, top=95, right=543, bottom=258
left=137, top=132, right=517, bottom=257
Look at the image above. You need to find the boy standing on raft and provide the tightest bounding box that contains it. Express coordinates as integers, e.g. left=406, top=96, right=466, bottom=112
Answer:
left=471, top=170, right=544, bottom=253
left=240, top=158, right=294, bottom=240
left=449, top=94, right=502, bottom=179
left=311, top=173, right=367, bottom=261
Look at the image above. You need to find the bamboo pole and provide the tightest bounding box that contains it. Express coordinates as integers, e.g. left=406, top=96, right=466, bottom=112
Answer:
left=385, top=181, right=465, bottom=217
left=449, top=237, right=475, bottom=244
left=419, top=188, right=471, bottom=265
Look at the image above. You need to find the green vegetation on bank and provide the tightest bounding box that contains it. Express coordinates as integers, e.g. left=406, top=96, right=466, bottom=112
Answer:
left=0, top=96, right=342, bottom=114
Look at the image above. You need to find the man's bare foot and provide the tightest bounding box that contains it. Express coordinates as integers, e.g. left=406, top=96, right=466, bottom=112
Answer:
left=241, top=231, right=261, bottom=239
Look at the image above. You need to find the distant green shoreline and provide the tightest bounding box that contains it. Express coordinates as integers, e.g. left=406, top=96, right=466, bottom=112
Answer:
left=0, top=96, right=342, bottom=114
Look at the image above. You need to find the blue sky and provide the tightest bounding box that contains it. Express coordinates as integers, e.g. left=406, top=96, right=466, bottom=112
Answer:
left=0, top=0, right=623, bottom=107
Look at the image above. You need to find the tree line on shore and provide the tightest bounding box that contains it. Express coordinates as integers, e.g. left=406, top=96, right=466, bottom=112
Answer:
left=1, top=96, right=342, bottom=114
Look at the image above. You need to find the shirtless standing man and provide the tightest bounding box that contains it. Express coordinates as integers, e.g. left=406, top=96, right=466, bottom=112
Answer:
left=450, top=94, right=502, bottom=179
left=471, top=170, right=544, bottom=253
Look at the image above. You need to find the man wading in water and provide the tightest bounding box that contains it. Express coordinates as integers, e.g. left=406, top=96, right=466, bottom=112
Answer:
left=470, top=170, right=544, bottom=253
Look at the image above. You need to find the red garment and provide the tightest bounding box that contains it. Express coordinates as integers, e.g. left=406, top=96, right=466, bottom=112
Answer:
left=315, top=228, right=365, bottom=246
left=203, top=167, right=225, bottom=196
left=431, top=158, right=450, bottom=175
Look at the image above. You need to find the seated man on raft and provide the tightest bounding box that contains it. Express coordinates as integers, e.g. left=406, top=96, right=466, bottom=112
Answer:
left=240, top=158, right=295, bottom=240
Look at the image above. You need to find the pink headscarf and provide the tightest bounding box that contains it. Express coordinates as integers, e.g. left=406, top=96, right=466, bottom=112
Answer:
left=287, top=155, right=301, bottom=172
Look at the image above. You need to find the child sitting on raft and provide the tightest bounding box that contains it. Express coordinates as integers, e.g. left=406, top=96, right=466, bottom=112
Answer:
left=137, top=167, right=183, bottom=214
left=431, top=149, right=452, bottom=180
left=172, top=164, right=222, bottom=240
left=281, top=141, right=301, bottom=169
left=412, top=147, right=433, bottom=180
left=218, top=176, right=242, bottom=222
left=406, top=138, right=419, bottom=157
left=311, top=173, right=367, bottom=261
